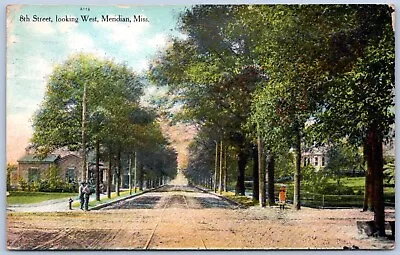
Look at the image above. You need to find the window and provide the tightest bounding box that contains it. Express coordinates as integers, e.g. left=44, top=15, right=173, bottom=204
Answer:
left=28, top=167, right=40, bottom=183
left=66, top=167, right=75, bottom=183
left=321, top=157, right=325, bottom=167
left=314, top=157, right=319, bottom=166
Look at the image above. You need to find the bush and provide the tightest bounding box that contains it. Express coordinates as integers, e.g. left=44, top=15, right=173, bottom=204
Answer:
left=18, top=177, right=28, bottom=191
left=38, top=180, right=50, bottom=192
left=7, top=164, right=17, bottom=190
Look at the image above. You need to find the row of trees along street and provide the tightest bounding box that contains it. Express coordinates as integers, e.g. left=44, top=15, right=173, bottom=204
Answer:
left=149, top=5, right=394, bottom=237
left=31, top=54, right=178, bottom=201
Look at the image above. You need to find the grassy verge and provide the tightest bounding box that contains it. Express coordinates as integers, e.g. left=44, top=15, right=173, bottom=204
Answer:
left=72, top=190, right=133, bottom=208
left=221, top=191, right=257, bottom=206
left=7, top=191, right=78, bottom=205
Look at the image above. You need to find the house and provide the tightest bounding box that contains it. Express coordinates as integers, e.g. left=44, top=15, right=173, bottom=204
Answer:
left=88, top=162, right=108, bottom=184
left=302, top=147, right=327, bottom=171
left=17, top=153, right=83, bottom=184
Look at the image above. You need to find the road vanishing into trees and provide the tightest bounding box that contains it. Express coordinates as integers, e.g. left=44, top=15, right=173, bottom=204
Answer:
left=7, top=174, right=395, bottom=250
left=101, top=185, right=237, bottom=211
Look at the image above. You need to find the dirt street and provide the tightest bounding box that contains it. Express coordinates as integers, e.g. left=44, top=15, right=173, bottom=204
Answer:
left=7, top=185, right=395, bottom=250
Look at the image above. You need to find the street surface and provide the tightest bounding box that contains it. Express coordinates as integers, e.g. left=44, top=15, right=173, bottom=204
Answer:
left=7, top=174, right=395, bottom=250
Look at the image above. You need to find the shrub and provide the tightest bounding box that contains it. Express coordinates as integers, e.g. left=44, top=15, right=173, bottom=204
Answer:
left=7, top=164, right=17, bottom=190
left=38, top=180, right=50, bottom=192
left=18, top=177, right=28, bottom=191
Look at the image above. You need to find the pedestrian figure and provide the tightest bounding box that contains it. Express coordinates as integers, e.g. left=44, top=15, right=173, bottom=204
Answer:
left=68, top=198, right=73, bottom=210
left=279, top=186, right=287, bottom=210
left=83, top=182, right=91, bottom=211
left=79, top=182, right=85, bottom=210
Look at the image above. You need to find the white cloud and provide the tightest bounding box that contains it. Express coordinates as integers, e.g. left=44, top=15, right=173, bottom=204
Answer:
left=93, top=15, right=151, bottom=53
left=132, top=58, right=149, bottom=72
left=7, top=55, right=53, bottom=84
left=25, top=21, right=56, bottom=35
left=65, top=32, right=106, bottom=57
left=26, top=56, right=54, bottom=81
left=147, top=33, right=168, bottom=49
left=56, top=18, right=79, bottom=33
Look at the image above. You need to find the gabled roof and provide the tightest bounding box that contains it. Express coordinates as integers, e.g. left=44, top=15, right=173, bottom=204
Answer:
left=17, top=154, right=60, bottom=163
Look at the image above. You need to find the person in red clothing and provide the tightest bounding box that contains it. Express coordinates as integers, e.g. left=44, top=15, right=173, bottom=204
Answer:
left=279, top=186, right=287, bottom=210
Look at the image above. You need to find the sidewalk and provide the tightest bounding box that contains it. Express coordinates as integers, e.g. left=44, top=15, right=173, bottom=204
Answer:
left=7, top=192, right=120, bottom=213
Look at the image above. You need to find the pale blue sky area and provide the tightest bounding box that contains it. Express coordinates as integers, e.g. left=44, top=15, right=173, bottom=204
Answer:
left=6, top=5, right=189, bottom=162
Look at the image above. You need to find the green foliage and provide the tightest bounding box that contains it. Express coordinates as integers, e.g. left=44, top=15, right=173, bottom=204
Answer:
left=301, top=165, right=330, bottom=194
left=33, top=166, right=78, bottom=193
left=274, top=150, right=295, bottom=179
left=383, top=158, right=395, bottom=185
left=324, top=142, right=364, bottom=177
left=7, top=191, right=78, bottom=205
left=7, top=164, right=17, bottom=190
left=18, top=177, right=28, bottom=191
left=31, top=53, right=144, bottom=155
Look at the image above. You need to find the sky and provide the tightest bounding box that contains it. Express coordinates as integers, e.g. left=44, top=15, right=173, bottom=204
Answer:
left=6, top=5, right=188, bottom=164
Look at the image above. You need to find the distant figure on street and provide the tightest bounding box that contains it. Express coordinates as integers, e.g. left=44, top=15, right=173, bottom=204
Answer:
left=83, top=182, right=91, bottom=211
left=79, top=182, right=85, bottom=210
left=279, top=186, right=287, bottom=210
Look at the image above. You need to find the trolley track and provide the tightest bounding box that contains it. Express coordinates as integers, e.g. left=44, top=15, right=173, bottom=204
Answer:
left=142, top=185, right=209, bottom=249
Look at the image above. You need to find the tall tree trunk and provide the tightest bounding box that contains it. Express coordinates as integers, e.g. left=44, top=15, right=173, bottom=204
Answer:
left=363, top=140, right=374, bottom=211
left=214, top=141, right=219, bottom=193
left=116, top=150, right=121, bottom=196
left=258, top=134, right=266, bottom=207
left=293, top=127, right=301, bottom=210
left=236, top=148, right=248, bottom=196
left=107, top=151, right=112, bottom=199
left=138, top=164, right=144, bottom=191
left=134, top=152, right=137, bottom=193
left=267, top=154, right=275, bottom=206
left=128, top=153, right=132, bottom=195
left=95, top=139, right=100, bottom=201
left=365, top=126, right=385, bottom=236
left=224, top=147, right=228, bottom=192
left=218, top=140, right=223, bottom=194
left=252, top=146, right=259, bottom=201
left=81, top=84, right=87, bottom=182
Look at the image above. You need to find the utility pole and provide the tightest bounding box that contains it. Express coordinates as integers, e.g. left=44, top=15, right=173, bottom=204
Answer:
left=257, top=122, right=266, bottom=207
left=129, top=153, right=132, bottom=195
left=214, top=140, right=218, bottom=193
left=134, top=151, right=137, bottom=193
left=81, top=83, right=87, bottom=182
left=218, top=140, right=223, bottom=194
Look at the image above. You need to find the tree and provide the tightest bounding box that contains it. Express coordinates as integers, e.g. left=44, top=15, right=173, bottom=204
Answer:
left=31, top=53, right=144, bottom=198
left=7, top=164, right=17, bottom=190
left=310, top=5, right=394, bottom=236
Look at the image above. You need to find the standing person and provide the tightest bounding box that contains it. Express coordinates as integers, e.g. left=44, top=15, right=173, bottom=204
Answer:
left=79, top=182, right=85, bottom=210
left=83, top=182, right=91, bottom=211
left=279, top=186, right=287, bottom=210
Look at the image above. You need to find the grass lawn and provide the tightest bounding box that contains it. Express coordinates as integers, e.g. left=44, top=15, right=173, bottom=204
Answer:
left=7, top=191, right=78, bottom=205
left=222, top=191, right=257, bottom=206
left=72, top=190, right=133, bottom=208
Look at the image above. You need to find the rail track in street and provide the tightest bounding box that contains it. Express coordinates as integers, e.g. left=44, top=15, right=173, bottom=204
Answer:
left=101, top=184, right=236, bottom=249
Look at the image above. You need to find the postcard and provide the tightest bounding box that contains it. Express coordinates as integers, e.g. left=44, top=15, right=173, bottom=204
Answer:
left=6, top=4, right=395, bottom=250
